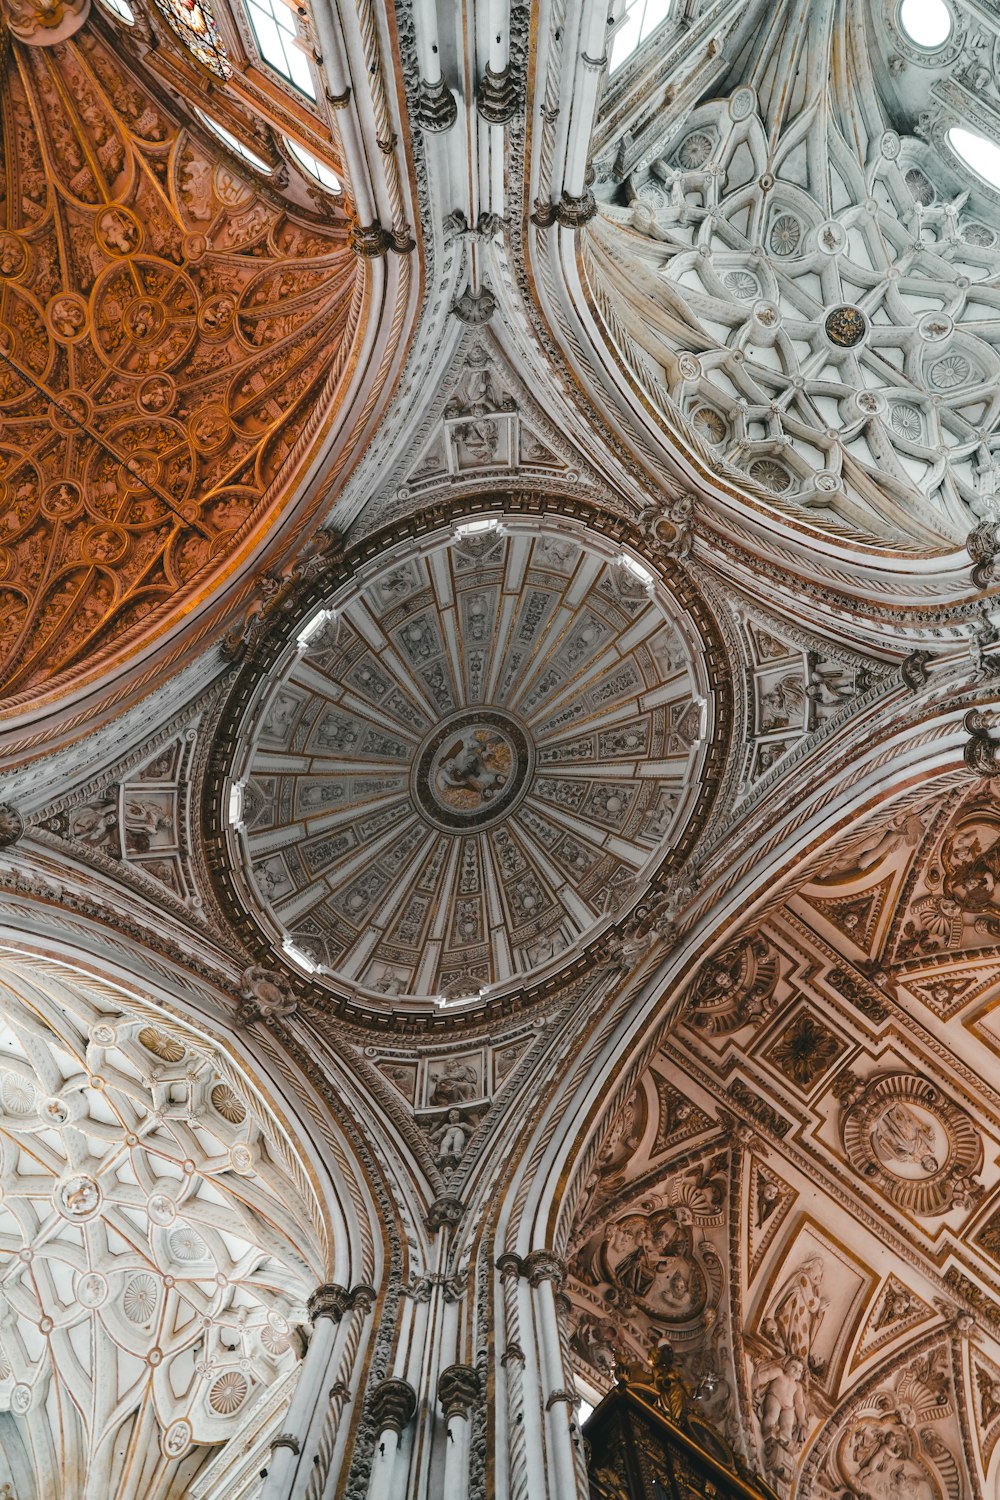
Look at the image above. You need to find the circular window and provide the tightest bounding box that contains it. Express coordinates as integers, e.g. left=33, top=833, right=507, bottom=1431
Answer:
left=949, top=127, right=1000, bottom=190
left=286, top=139, right=342, bottom=194
left=898, top=0, right=952, bottom=49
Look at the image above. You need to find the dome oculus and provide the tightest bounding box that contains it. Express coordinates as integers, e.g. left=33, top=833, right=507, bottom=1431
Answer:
left=220, top=519, right=716, bottom=1005
left=898, top=0, right=952, bottom=49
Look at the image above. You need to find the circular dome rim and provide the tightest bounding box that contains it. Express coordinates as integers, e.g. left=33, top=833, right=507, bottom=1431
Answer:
left=202, top=495, right=733, bottom=1030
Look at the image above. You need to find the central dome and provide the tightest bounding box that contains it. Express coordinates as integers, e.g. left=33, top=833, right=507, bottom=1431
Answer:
left=223, top=516, right=715, bottom=1004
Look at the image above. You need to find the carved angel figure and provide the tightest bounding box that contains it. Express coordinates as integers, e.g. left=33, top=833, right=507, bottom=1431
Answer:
left=752, top=1355, right=809, bottom=1448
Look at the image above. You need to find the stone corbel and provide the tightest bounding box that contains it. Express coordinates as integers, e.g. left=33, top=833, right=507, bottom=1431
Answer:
left=368, top=1377, right=417, bottom=1437
left=477, top=64, right=518, bottom=124
left=416, top=77, right=458, bottom=132
left=965, top=709, right=1000, bottom=776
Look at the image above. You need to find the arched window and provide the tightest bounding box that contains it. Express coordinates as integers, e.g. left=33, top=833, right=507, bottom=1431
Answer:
left=608, top=0, right=672, bottom=74
left=196, top=108, right=272, bottom=173
left=97, top=0, right=135, bottom=25
left=244, top=0, right=316, bottom=98
left=286, top=138, right=342, bottom=193
left=152, top=0, right=232, bottom=77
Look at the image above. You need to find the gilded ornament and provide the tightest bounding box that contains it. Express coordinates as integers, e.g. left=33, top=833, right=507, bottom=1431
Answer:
left=824, top=306, right=867, bottom=348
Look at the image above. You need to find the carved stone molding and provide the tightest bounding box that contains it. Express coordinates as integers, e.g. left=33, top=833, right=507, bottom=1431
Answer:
left=522, top=1250, right=568, bottom=1288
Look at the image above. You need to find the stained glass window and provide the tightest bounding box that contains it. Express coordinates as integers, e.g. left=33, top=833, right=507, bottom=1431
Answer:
left=152, top=0, right=233, bottom=79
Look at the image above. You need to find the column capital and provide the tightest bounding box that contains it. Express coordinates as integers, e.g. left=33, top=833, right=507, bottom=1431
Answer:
left=308, top=1283, right=352, bottom=1324
left=522, top=1250, right=568, bottom=1288
left=368, top=1377, right=417, bottom=1436
left=437, top=1362, right=481, bottom=1420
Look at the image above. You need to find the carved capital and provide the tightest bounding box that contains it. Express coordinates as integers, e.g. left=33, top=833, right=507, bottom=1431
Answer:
left=350, top=221, right=393, bottom=258
left=521, top=1250, right=567, bottom=1288
left=350, top=1283, right=377, bottom=1316
left=965, top=710, right=1000, bottom=776
left=477, top=63, right=518, bottom=124
left=426, top=1195, right=465, bottom=1232
left=308, top=1283, right=352, bottom=1324
left=497, top=1248, right=527, bottom=1284
left=557, top=190, right=598, bottom=228
left=415, top=76, right=458, bottom=132
left=368, top=1377, right=417, bottom=1436
left=438, top=1362, right=481, bottom=1419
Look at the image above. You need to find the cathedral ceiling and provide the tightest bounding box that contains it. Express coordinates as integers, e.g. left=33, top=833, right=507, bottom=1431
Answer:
left=0, top=0, right=412, bottom=731
left=566, top=777, right=1000, bottom=1497
left=538, top=0, right=1000, bottom=566
left=208, top=512, right=724, bottom=1007
left=0, top=954, right=325, bottom=1498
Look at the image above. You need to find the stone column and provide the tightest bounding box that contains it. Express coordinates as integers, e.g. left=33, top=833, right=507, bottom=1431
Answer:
left=522, top=1251, right=585, bottom=1500
left=437, top=1363, right=480, bottom=1500
left=261, top=1283, right=363, bottom=1500
left=366, top=1378, right=418, bottom=1500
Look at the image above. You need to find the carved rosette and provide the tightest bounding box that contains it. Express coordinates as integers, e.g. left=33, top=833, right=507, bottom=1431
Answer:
left=840, top=1072, right=983, bottom=1216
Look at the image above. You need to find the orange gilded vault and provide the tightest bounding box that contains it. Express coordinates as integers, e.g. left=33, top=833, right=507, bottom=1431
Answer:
left=0, top=19, right=363, bottom=702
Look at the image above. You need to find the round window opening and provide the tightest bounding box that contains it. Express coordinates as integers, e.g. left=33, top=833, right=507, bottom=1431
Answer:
left=898, top=0, right=952, bottom=49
